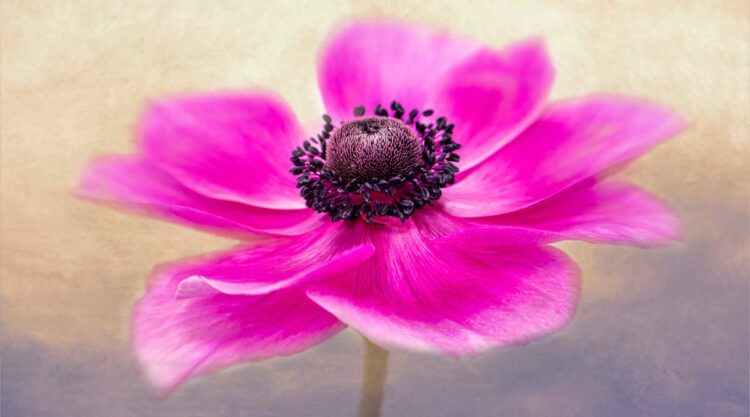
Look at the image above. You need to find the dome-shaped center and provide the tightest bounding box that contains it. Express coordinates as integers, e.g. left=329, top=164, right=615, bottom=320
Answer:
left=326, top=117, right=423, bottom=182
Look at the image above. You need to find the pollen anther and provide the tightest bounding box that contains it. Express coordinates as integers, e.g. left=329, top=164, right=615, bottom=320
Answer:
left=289, top=102, right=461, bottom=223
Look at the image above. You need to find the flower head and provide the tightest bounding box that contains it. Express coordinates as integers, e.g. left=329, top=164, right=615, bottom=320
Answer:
left=78, top=20, right=684, bottom=394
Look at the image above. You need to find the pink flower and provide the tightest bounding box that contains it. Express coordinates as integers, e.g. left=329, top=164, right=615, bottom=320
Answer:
left=78, top=20, right=684, bottom=394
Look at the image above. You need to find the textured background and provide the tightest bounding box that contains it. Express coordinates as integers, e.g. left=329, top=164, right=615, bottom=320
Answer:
left=2, top=1, right=748, bottom=416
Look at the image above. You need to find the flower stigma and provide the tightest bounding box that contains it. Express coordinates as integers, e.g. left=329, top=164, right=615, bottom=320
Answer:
left=289, top=101, right=461, bottom=224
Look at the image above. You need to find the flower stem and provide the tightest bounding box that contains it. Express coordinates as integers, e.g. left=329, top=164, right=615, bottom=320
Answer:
left=357, top=337, right=390, bottom=417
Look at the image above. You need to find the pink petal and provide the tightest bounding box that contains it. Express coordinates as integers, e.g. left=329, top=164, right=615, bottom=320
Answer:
left=175, top=241, right=372, bottom=297
left=133, top=269, right=344, bottom=394
left=442, top=95, right=686, bottom=217
left=427, top=38, right=554, bottom=170
left=317, top=20, right=480, bottom=121
left=77, top=156, right=325, bottom=237
left=307, top=221, right=580, bottom=355
left=140, top=91, right=306, bottom=209
left=467, top=180, right=681, bottom=247
left=163, top=225, right=375, bottom=299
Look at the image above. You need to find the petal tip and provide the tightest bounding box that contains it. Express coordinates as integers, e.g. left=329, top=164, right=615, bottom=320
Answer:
left=173, top=275, right=219, bottom=299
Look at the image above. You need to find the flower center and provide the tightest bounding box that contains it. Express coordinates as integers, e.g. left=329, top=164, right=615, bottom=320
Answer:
left=326, top=117, right=422, bottom=182
left=289, top=102, right=461, bottom=224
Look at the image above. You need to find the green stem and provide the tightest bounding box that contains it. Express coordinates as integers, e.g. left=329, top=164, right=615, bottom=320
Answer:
left=357, top=337, right=390, bottom=417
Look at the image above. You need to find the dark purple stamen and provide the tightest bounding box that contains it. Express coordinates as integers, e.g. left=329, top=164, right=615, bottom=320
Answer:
left=288, top=102, right=461, bottom=223
left=326, top=117, right=422, bottom=182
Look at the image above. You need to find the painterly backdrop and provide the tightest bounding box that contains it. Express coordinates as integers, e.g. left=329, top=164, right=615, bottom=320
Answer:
left=2, top=1, right=748, bottom=416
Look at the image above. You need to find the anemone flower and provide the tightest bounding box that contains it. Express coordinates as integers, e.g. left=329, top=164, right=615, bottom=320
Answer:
left=78, top=20, right=684, bottom=398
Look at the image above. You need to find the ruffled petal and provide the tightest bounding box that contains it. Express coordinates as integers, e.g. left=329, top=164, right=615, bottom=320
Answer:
left=161, top=225, right=374, bottom=299
left=77, top=156, right=325, bottom=237
left=140, top=92, right=306, bottom=209
left=132, top=270, right=345, bottom=395
left=466, top=180, right=681, bottom=247
left=428, top=38, right=554, bottom=169
left=442, top=95, right=685, bottom=217
left=317, top=20, right=480, bottom=121
left=307, top=221, right=580, bottom=355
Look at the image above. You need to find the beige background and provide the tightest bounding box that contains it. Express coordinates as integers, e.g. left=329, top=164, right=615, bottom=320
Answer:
left=2, top=1, right=748, bottom=416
